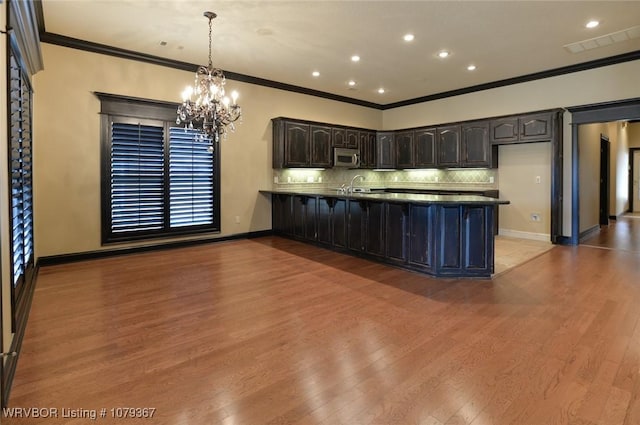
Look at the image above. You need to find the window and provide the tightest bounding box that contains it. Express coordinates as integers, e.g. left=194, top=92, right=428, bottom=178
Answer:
left=99, top=94, right=220, bottom=243
left=8, top=46, right=35, bottom=318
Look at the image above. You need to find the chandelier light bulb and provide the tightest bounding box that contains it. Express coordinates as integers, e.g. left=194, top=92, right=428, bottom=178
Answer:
left=231, top=91, right=239, bottom=104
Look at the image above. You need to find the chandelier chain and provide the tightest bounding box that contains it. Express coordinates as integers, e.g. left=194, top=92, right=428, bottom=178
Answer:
left=208, top=15, right=213, bottom=68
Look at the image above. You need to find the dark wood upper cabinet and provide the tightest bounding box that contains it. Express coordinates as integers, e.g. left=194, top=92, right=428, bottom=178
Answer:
left=436, top=125, right=461, bottom=167
left=395, top=131, right=414, bottom=169
left=520, top=113, right=553, bottom=141
left=377, top=132, right=395, bottom=169
left=490, top=111, right=554, bottom=144
left=283, top=121, right=310, bottom=167
left=310, top=125, right=332, bottom=167
left=333, top=127, right=347, bottom=148
left=359, top=131, right=376, bottom=169
left=414, top=128, right=436, bottom=168
left=461, top=121, right=490, bottom=167
left=346, top=129, right=359, bottom=149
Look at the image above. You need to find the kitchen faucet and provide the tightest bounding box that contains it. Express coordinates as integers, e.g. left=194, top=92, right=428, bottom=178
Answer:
left=349, top=175, right=365, bottom=194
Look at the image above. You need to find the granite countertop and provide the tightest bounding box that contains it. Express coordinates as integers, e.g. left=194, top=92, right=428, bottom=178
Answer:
left=260, top=188, right=510, bottom=205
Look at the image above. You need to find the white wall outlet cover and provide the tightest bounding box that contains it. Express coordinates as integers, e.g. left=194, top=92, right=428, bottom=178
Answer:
left=489, top=176, right=494, bottom=184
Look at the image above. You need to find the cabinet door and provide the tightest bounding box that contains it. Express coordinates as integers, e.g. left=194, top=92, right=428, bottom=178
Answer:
left=333, top=199, right=347, bottom=248
left=490, top=117, right=518, bottom=143
left=333, top=128, right=346, bottom=148
left=409, top=204, right=434, bottom=269
left=437, top=205, right=462, bottom=271
left=359, top=131, right=376, bottom=168
left=395, top=131, right=414, bottom=169
left=519, top=112, right=552, bottom=141
left=346, top=129, right=359, bottom=149
left=414, top=128, right=436, bottom=168
left=386, top=203, right=407, bottom=263
left=310, top=125, right=332, bottom=167
left=317, top=198, right=332, bottom=244
left=272, top=194, right=293, bottom=235
left=376, top=132, right=396, bottom=169
left=461, top=121, right=490, bottom=167
left=292, top=195, right=306, bottom=239
left=366, top=201, right=385, bottom=257
left=348, top=200, right=364, bottom=252
left=462, top=206, right=490, bottom=270
left=285, top=121, right=310, bottom=167
left=436, top=125, right=461, bottom=167
left=304, top=196, right=318, bottom=241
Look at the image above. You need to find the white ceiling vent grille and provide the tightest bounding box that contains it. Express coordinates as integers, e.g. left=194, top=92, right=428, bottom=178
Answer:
left=564, top=25, right=640, bottom=53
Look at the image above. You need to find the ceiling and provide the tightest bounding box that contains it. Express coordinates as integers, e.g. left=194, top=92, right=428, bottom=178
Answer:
left=40, top=1, right=640, bottom=106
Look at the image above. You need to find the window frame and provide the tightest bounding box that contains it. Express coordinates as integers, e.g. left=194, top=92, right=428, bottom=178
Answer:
left=98, top=93, right=221, bottom=244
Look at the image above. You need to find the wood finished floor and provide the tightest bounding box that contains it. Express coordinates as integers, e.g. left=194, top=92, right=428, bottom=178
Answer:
left=5, top=236, right=640, bottom=425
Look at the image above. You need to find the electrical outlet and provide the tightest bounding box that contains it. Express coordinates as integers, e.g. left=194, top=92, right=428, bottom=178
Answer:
left=318, top=177, right=322, bottom=183
left=434, top=176, right=439, bottom=182
left=235, top=216, right=240, bottom=224
left=274, top=176, right=279, bottom=184
left=535, top=176, right=541, bottom=184
left=489, top=176, right=494, bottom=184
left=530, top=213, right=541, bottom=222
left=307, top=176, right=314, bottom=183
left=287, top=176, right=291, bottom=183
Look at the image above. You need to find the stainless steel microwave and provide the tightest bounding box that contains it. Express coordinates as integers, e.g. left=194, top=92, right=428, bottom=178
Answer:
left=333, top=148, right=360, bottom=168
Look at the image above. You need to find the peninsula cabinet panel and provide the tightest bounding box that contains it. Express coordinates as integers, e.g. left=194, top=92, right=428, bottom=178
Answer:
left=346, top=129, right=359, bottom=149
left=348, top=200, right=365, bottom=252
left=333, top=127, right=347, bottom=148
left=272, top=194, right=293, bottom=236
left=461, top=121, right=491, bottom=168
left=317, top=197, right=332, bottom=245
left=310, top=125, right=332, bottom=168
left=292, top=195, right=307, bottom=239
left=463, top=206, right=491, bottom=270
left=386, top=203, right=407, bottom=263
left=414, top=128, right=437, bottom=168
left=437, top=206, right=462, bottom=271
left=409, top=204, right=434, bottom=269
left=436, top=125, right=461, bottom=167
left=304, top=196, right=318, bottom=241
left=333, top=199, right=347, bottom=248
left=395, top=131, right=414, bottom=169
left=377, top=132, right=396, bottom=169
left=366, top=201, right=385, bottom=257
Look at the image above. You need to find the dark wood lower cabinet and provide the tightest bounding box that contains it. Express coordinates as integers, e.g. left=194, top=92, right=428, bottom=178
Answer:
left=271, top=193, right=497, bottom=278
left=386, top=203, right=408, bottom=263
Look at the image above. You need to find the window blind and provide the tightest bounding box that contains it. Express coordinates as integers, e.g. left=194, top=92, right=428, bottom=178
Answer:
left=169, top=127, right=214, bottom=227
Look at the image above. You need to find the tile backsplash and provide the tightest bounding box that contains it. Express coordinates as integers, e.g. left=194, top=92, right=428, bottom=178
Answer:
left=273, top=168, right=498, bottom=190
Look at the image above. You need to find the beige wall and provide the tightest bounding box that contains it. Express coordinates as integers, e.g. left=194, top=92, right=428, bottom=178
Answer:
left=383, top=60, right=640, bottom=238
left=32, top=44, right=381, bottom=258
left=628, top=122, right=640, bottom=148
left=578, top=123, right=609, bottom=233
left=611, top=122, right=629, bottom=216
left=497, top=143, right=551, bottom=239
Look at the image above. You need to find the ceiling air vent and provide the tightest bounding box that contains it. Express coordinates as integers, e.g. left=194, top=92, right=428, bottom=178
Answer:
left=564, top=25, right=640, bottom=53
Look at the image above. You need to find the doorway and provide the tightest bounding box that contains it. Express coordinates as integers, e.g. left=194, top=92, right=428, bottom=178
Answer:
left=599, top=136, right=610, bottom=226
left=632, top=149, right=640, bottom=213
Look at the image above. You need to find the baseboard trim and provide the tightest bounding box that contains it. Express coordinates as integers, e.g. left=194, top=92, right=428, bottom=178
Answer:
left=498, top=229, right=551, bottom=242
left=37, top=230, right=273, bottom=267
left=579, top=225, right=600, bottom=242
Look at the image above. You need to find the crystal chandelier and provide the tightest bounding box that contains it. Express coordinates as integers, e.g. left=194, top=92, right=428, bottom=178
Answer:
left=176, top=11, right=242, bottom=143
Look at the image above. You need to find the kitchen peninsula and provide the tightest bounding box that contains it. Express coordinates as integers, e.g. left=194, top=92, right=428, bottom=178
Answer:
left=261, top=188, right=509, bottom=278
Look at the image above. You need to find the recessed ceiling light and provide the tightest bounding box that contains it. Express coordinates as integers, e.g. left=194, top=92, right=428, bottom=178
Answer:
left=348, top=80, right=356, bottom=86
left=586, top=20, right=600, bottom=29
left=467, top=65, right=476, bottom=71
left=312, top=71, right=320, bottom=77
left=378, top=88, right=385, bottom=94
left=438, top=50, right=450, bottom=58
left=403, top=34, right=415, bottom=42
left=160, top=41, right=167, bottom=46
left=351, top=55, right=360, bottom=62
